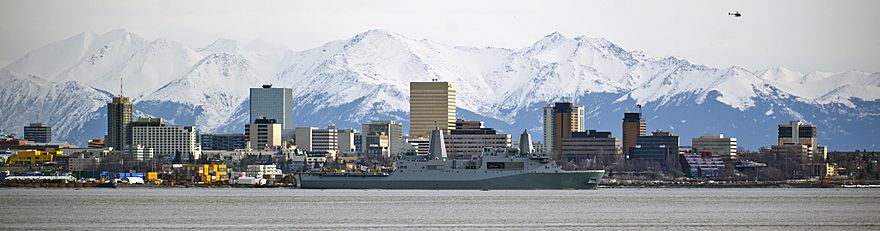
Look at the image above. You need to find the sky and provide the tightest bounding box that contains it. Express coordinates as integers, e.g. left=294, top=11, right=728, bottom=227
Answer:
left=0, top=0, right=878, bottom=73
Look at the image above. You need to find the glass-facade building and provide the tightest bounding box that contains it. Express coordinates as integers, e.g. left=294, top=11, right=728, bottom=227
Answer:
left=631, top=130, right=679, bottom=161
left=249, top=85, right=293, bottom=130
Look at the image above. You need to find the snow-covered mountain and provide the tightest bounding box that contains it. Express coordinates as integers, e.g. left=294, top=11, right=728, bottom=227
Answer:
left=1, top=29, right=878, bottom=150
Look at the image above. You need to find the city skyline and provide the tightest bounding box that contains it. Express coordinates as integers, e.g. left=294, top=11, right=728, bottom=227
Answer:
left=2, top=2, right=879, bottom=230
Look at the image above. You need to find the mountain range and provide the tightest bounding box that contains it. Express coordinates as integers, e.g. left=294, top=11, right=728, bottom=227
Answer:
left=1, top=29, right=878, bottom=150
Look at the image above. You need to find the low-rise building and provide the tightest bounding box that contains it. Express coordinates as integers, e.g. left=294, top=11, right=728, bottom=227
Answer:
left=631, top=130, right=679, bottom=161
left=174, top=164, right=229, bottom=183
left=87, top=139, right=105, bottom=148
left=125, top=145, right=155, bottom=161
left=246, top=164, right=281, bottom=178
left=559, top=130, right=621, bottom=168
left=68, top=155, right=101, bottom=172
left=295, top=126, right=338, bottom=154
left=680, top=152, right=726, bottom=178
left=445, top=120, right=512, bottom=159
left=692, top=134, right=738, bottom=160
left=67, top=149, right=109, bottom=172
left=201, top=133, right=248, bottom=151
left=24, top=122, right=52, bottom=143
left=5, top=150, right=60, bottom=165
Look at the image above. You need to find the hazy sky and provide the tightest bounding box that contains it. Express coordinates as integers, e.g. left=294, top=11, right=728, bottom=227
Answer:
left=0, top=0, right=877, bottom=73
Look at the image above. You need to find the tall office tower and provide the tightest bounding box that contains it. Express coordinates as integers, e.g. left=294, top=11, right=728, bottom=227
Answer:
left=23, top=123, right=52, bottom=143
left=107, top=96, right=133, bottom=151
left=622, top=112, right=647, bottom=157
left=519, top=130, right=534, bottom=154
left=777, top=121, right=821, bottom=160
left=250, top=84, right=293, bottom=130
left=362, top=120, right=403, bottom=156
left=542, top=102, right=585, bottom=159
left=128, top=118, right=199, bottom=161
left=692, top=134, right=738, bottom=160
left=245, top=118, right=282, bottom=150
left=409, top=80, right=456, bottom=139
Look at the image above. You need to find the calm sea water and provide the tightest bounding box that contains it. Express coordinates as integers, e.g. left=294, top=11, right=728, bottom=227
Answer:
left=0, top=188, right=878, bottom=230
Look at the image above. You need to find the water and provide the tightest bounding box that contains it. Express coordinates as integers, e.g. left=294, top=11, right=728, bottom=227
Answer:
left=0, top=188, right=878, bottom=230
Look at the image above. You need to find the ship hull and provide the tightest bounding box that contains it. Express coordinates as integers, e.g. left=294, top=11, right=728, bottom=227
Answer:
left=298, top=170, right=604, bottom=190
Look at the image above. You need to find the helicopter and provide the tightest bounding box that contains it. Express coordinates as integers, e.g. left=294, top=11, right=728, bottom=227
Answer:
left=729, top=11, right=742, bottom=17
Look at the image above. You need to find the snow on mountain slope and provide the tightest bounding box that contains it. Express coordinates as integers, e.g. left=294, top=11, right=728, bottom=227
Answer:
left=759, top=68, right=880, bottom=106
left=197, top=38, right=295, bottom=79
left=5, top=30, right=202, bottom=99
left=3, top=30, right=128, bottom=79
left=141, top=53, right=266, bottom=131
left=276, top=29, right=505, bottom=118
left=0, top=69, right=111, bottom=144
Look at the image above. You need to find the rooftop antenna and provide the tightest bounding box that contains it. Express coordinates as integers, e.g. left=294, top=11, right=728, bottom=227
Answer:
left=119, top=76, right=124, bottom=97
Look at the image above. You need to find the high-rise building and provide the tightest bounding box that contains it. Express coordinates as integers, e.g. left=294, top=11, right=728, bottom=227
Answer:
left=631, top=130, right=679, bottom=161
left=23, top=123, right=51, bottom=143
left=409, top=81, right=456, bottom=139
left=128, top=118, right=199, bottom=161
left=363, top=132, right=390, bottom=159
left=692, top=134, right=738, bottom=160
left=445, top=120, right=512, bottom=159
left=362, top=120, right=403, bottom=156
left=777, top=121, right=824, bottom=160
left=201, top=133, right=248, bottom=151
left=294, top=126, right=338, bottom=154
left=559, top=130, right=622, bottom=168
left=543, top=102, right=585, bottom=159
left=622, top=112, right=646, bottom=157
left=338, top=129, right=358, bottom=152
left=107, top=96, right=133, bottom=151
left=250, top=84, right=293, bottom=130
left=353, top=132, right=363, bottom=153
left=245, top=118, right=282, bottom=150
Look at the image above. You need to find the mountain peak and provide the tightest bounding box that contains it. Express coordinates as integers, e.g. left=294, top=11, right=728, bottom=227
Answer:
left=536, top=31, right=570, bottom=44
left=346, top=29, right=410, bottom=45
left=760, top=66, right=804, bottom=83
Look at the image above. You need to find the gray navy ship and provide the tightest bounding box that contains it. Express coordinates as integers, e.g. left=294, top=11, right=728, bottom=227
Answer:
left=297, top=128, right=604, bottom=189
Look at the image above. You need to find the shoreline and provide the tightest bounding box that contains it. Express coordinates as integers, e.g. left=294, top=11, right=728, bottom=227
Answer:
left=3, top=182, right=879, bottom=189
